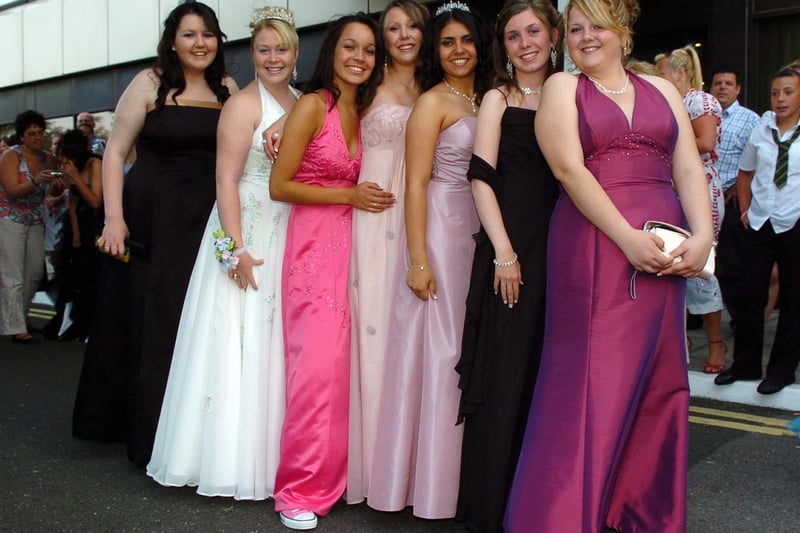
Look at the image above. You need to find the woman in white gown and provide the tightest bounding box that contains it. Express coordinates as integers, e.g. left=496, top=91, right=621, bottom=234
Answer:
left=146, top=6, right=300, bottom=500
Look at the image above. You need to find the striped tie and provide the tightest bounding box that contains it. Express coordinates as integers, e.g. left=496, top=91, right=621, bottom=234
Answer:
left=772, top=126, right=800, bottom=189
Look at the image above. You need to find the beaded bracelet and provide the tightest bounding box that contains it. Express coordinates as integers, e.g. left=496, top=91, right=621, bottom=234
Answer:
left=493, top=252, right=518, bottom=267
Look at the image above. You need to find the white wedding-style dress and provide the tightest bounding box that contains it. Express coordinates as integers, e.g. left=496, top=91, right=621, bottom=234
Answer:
left=147, top=81, right=297, bottom=500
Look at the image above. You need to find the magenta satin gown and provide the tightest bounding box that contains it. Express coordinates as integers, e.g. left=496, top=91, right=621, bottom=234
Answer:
left=368, top=117, right=479, bottom=519
left=274, top=91, right=361, bottom=516
left=505, top=73, right=689, bottom=533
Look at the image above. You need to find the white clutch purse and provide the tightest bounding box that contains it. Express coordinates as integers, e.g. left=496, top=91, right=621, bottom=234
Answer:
left=643, top=220, right=715, bottom=280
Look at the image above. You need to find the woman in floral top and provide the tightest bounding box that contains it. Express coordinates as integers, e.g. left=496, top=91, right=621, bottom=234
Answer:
left=0, top=109, right=58, bottom=343
left=660, top=45, right=726, bottom=373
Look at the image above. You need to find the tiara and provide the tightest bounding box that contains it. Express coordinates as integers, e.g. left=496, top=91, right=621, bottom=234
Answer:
left=434, top=1, right=471, bottom=17
left=250, top=6, right=295, bottom=28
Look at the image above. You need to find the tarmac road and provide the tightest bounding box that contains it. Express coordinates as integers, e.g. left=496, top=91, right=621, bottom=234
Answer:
left=2, top=333, right=799, bottom=532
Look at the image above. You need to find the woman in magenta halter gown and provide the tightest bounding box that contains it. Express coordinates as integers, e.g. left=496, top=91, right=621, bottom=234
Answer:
left=505, top=2, right=713, bottom=532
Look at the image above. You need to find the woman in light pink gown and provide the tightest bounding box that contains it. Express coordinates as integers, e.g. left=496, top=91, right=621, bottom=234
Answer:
left=367, top=4, right=492, bottom=519
left=268, top=14, right=391, bottom=532
left=347, top=0, right=429, bottom=504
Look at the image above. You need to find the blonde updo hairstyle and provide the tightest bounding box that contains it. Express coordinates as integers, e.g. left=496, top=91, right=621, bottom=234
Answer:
left=667, top=45, right=703, bottom=91
left=250, top=8, right=299, bottom=56
left=566, top=0, right=640, bottom=60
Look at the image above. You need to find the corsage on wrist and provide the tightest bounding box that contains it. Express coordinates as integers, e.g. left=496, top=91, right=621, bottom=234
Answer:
left=212, top=228, right=245, bottom=273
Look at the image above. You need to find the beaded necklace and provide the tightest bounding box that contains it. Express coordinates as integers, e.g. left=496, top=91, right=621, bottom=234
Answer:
left=443, top=79, right=477, bottom=113
left=587, top=74, right=629, bottom=95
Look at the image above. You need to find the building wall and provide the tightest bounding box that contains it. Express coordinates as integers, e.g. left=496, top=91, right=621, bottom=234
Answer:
left=1, top=0, right=797, bottom=125
left=0, top=0, right=398, bottom=124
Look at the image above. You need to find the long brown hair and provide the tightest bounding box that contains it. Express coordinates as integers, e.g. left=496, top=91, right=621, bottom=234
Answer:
left=493, top=0, right=563, bottom=91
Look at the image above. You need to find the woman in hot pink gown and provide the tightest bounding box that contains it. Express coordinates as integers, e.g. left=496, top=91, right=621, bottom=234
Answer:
left=268, top=13, right=391, bottom=532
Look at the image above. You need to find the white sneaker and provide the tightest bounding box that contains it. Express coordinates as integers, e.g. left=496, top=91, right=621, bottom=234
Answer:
left=279, top=509, right=318, bottom=530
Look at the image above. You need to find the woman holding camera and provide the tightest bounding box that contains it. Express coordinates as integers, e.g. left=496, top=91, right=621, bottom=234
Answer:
left=0, top=109, right=58, bottom=344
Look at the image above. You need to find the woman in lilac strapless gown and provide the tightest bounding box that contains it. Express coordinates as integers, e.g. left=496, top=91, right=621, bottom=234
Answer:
left=367, top=5, right=491, bottom=519
left=505, top=2, right=714, bottom=532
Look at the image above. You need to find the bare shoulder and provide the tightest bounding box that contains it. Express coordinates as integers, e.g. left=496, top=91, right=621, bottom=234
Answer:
left=414, top=87, right=443, bottom=109
left=295, top=91, right=326, bottom=115
left=223, top=81, right=260, bottom=109
left=542, top=71, right=578, bottom=96
left=476, top=88, right=507, bottom=123
left=121, top=68, right=160, bottom=105
left=131, top=68, right=160, bottom=90
left=411, top=87, right=448, bottom=121
left=481, top=87, right=508, bottom=107
left=284, top=91, right=326, bottom=135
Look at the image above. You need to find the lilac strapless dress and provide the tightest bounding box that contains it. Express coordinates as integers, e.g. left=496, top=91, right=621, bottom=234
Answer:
left=368, top=117, right=479, bottom=519
left=505, top=72, right=689, bottom=533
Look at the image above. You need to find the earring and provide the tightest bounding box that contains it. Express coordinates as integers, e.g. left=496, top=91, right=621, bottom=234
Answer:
left=292, top=65, right=298, bottom=81
left=550, top=47, right=557, bottom=68
left=171, top=46, right=176, bottom=52
left=506, top=59, right=514, bottom=79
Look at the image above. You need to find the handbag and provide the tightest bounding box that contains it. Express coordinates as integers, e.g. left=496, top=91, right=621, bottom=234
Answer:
left=643, top=220, right=715, bottom=280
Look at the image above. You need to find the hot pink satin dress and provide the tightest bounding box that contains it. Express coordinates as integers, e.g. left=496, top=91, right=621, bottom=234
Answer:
left=274, top=90, right=361, bottom=516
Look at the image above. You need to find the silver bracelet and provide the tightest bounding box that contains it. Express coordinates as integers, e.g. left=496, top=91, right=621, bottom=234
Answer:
left=493, top=252, right=518, bottom=267
left=408, top=263, right=427, bottom=271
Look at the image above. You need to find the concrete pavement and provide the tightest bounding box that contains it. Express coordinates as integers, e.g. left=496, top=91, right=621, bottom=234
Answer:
left=687, top=309, right=800, bottom=411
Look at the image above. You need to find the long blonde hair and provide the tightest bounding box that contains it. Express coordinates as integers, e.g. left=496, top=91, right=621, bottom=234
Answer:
left=667, top=45, right=703, bottom=91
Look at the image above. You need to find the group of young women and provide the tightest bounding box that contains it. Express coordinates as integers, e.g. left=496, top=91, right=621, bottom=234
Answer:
left=71, top=0, right=716, bottom=531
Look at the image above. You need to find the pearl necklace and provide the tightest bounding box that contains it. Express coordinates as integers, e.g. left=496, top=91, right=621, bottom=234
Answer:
left=587, top=74, right=629, bottom=95
left=443, top=79, right=477, bottom=113
left=520, top=86, right=542, bottom=96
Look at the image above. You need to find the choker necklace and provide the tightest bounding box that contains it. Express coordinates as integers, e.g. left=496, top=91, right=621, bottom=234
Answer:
left=520, top=86, right=542, bottom=96
left=444, top=79, right=477, bottom=113
left=587, top=74, right=629, bottom=95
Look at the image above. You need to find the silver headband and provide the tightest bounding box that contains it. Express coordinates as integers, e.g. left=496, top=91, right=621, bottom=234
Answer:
left=434, top=1, right=471, bottom=18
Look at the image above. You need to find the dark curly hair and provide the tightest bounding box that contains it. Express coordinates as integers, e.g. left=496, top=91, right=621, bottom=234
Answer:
left=57, top=129, right=94, bottom=172
left=305, top=13, right=385, bottom=115
left=418, top=3, right=492, bottom=102
left=14, top=109, right=46, bottom=138
left=153, top=2, right=230, bottom=109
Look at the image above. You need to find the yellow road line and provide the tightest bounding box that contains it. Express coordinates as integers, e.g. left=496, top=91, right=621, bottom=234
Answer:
left=690, top=406, right=791, bottom=428
left=689, top=415, right=795, bottom=437
left=28, top=311, right=55, bottom=319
